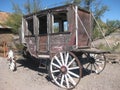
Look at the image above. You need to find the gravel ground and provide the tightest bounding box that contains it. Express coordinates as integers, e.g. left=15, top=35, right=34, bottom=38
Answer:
left=0, top=56, right=120, bottom=90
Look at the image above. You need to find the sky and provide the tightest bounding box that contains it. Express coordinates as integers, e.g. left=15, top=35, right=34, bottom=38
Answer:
left=0, top=0, right=120, bottom=22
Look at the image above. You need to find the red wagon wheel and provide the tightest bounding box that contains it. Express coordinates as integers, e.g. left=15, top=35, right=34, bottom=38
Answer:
left=50, top=51, right=82, bottom=89
left=82, top=53, right=106, bottom=74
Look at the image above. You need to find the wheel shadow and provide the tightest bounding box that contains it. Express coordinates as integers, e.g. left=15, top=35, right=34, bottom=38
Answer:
left=80, top=58, right=93, bottom=78
left=16, top=55, right=93, bottom=82
left=16, top=56, right=50, bottom=77
left=82, top=68, right=92, bottom=77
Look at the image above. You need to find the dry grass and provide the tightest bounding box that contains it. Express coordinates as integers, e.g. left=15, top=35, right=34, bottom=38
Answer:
left=0, top=34, right=14, bottom=57
left=0, top=34, right=13, bottom=43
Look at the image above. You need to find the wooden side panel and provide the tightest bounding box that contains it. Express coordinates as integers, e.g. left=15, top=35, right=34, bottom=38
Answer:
left=39, top=35, right=48, bottom=52
left=50, top=33, right=70, bottom=53
left=77, top=10, right=91, bottom=48
left=67, top=6, right=76, bottom=46
left=25, top=36, right=37, bottom=56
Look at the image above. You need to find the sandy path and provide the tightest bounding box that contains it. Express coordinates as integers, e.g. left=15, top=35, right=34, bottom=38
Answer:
left=0, top=57, right=120, bottom=90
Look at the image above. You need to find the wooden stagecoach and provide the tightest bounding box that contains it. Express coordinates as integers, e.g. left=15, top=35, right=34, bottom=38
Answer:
left=20, top=4, right=108, bottom=89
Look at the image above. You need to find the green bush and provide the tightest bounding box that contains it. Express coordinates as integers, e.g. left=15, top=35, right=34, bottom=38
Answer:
left=5, top=14, right=22, bottom=34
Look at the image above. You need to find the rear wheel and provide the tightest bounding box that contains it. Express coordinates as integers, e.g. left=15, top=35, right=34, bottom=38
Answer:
left=82, top=53, right=106, bottom=74
left=50, top=51, right=82, bottom=89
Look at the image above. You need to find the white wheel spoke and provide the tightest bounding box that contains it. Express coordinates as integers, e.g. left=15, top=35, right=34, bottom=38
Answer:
left=54, top=73, right=62, bottom=81
left=102, top=61, right=105, bottom=64
left=95, top=70, right=98, bottom=74
left=94, top=54, right=97, bottom=59
left=52, top=62, right=61, bottom=69
left=55, top=56, right=62, bottom=66
left=67, top=73, right=76, bottom=85
left=95, top=62, right=99, bottom=67
left=65, top=74, right=69, bottom=88
left=68, top=71, right=79, bottom=78
left=51, top=69, right=60, bottom=73
left=68, top=58, right=75, bottom=67
left=65, top=52, right=69, bottom=65
left=99, top=66, right=103, bottom=70
left=94, top=61, right=104, bottom=73
left=96, top=60, right=102, bottom=63
left=68, top=66, right=79, bottom=70
left=60, top=52, right=64, bottom=65
left=60, top=75, right=65, bottom=87
left=96, top=59, right=100, bottom=61
left=90, top=54, right=94, bottom=57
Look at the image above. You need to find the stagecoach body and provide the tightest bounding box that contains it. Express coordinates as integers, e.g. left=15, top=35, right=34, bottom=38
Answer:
left=20, top=4, right=107, bottom=89
left=21, top=4, right=92, bottom=57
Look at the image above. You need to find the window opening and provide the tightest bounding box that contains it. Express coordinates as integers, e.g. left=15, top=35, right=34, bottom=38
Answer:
left=64, top=21, right=68, bottom=32
left=52, top=12, right=68, bottom=33
left=53, top=22, right=59, bottom=33
left=38, top=15, right=47, bottom=35
left=27, top=18, right=34, bottom=35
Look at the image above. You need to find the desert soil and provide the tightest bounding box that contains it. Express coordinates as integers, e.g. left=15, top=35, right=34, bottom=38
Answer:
left=0, top=55, right=120, bottom=90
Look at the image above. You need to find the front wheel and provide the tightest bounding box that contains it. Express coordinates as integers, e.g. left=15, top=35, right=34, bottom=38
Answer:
left=50, top=51, right=82, bottom=89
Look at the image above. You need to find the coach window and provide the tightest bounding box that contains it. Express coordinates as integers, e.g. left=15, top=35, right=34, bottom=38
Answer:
left=52, top=12, right=68, bottom=33
left=38, top=15, right=47, bottom=35
left=26, top=17, right=34, bottom=35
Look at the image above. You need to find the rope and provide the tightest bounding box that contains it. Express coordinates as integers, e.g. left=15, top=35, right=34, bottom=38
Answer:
left=91, top=13, right=112, bottom=49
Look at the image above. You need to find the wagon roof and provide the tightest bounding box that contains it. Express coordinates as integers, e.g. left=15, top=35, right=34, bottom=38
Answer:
left=23, top=4, right=90, bottom=18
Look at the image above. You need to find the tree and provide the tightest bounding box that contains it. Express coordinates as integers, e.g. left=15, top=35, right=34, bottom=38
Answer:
left=5, top=0, right=42, bottom=34
left=5, top=0, right=22, bottom=34
left=24, top=0, right=31, bottom=14
left=93, top=1, right=108, bottom=20
left=24, top=0, right=42, bottom=14
left=65, top=0, right=81, bottom=5
left=83, top=0, right=95, bottom=10
left=10, top=0, right=22, bottom=14
left=105, top=20, right=120, bottom=35
left=5, top=14, right=22, bottom=34
left=32, top=0, right=42, bottom=13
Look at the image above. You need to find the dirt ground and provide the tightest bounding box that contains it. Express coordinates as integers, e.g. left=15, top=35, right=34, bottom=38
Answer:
left=0, top=55, right=120, bottom=90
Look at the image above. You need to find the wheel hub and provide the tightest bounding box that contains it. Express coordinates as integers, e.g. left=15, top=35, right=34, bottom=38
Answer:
left=60, top=66, right=67, bottom=74
left=89, top=57, right=95, bottom=64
